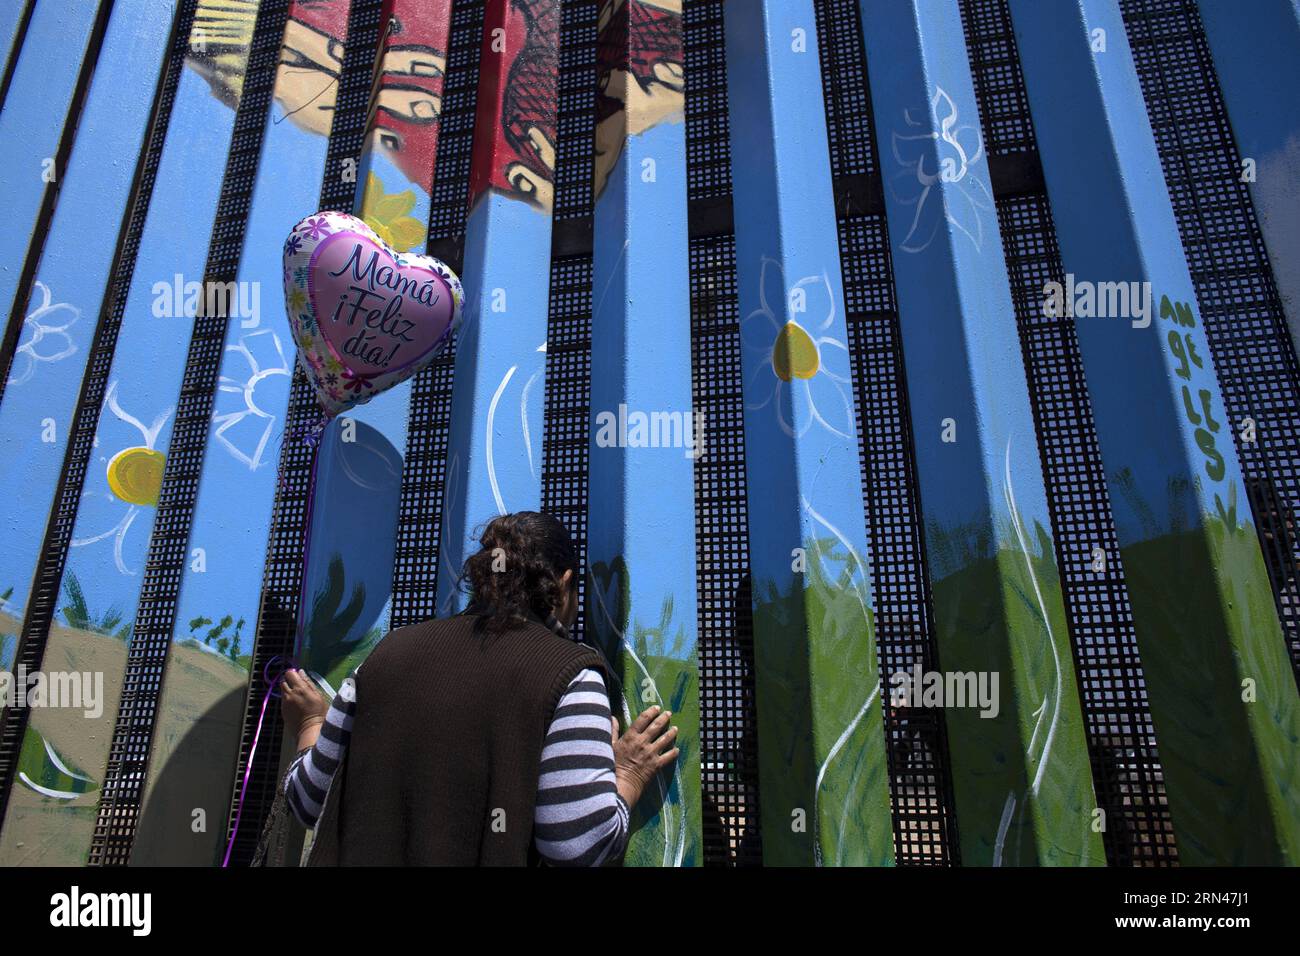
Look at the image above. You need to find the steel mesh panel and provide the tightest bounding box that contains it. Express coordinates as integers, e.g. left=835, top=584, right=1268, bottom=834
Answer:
left=425, top=0, right=486, bottom=248
left=541, top=255, right=593, bottom=641
left=684, top=0, right=730, bottom=201
left=389, top=0, right=485, bottom=629
left=814, top=0, right=874, bottom=179
left=1120, top=0, right=1300, bottom=690
left=541, top=0, right=598, bottom=642
left=554, top=0, right=598, bottom=220
left=684, top=0, right=760, bottom=866
left=955, top=0, right=1035, bottom=156
left=815, top=0, right=960, bottom=865
left=839, top=218, right=959, bottom=865
left=222, top=0, right=386, bottom=867
left=688, top=233, right=762, bottom=866
left=961, top=0, right=1178, bottom=867
left=87, top=0, right=291, bottom=866
left=0, top=0, right=198, bottom=831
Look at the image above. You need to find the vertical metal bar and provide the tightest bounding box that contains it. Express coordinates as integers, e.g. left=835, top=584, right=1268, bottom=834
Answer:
left=724, top=0, right=894, bottom=866
left=959, top=0, right=1178, bottom=866
left=684, top=0, right=763, bottom=867
left=586, top=0, right=702, bottom=866
left=814, top=0, right=962, bottom=866
left=436, top=0, right=562, bottom=616
left=1125, top=0, right=1300, bottom=692
left=387, top=0, right=488, bottom=629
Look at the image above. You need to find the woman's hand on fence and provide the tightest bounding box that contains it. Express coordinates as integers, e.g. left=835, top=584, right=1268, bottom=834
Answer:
left=612, top=705, right=680, bottom=809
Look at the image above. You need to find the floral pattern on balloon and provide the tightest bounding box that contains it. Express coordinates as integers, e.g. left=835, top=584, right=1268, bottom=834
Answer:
left=281, top=210, right=463, bottom=420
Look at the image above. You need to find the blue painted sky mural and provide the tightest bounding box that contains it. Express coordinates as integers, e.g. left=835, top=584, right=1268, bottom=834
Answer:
left=0, top=1, right=101, bottom=335
left=132, top=0, right=356, bottom=866
left=0, top=0, right=256, bottom=865
left=0, top=2, right=175, bottom=631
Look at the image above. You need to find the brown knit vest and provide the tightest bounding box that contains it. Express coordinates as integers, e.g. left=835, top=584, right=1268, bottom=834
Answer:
left=305, top=613, right=610, bottom=866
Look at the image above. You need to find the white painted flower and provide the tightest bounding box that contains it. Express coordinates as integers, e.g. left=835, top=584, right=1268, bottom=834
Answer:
left=889, top=86, right=991, bottom=253
left=8, top=282, right=78, bottom=387
left=70, top=382, right=172, bottom=575
left=212, top=328, right=291, bottom=469
left=741, top=257, right=855, bottom=440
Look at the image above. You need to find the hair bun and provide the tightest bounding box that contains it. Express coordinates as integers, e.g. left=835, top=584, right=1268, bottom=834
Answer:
left=461, top=512, right=579, bottom=633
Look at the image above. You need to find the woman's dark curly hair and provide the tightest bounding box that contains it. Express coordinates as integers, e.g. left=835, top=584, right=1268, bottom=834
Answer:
left=462, top=512, right=579, bottom=633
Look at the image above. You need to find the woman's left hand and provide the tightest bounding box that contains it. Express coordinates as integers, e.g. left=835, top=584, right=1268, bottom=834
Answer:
left=281, top=669, right=330, bottom=750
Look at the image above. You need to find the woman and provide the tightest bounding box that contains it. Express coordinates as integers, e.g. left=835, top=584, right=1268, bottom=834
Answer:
left=279, top=511, right=678, bottom=865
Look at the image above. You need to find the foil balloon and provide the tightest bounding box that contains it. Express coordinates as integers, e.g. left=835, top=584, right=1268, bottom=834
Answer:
left=282, top=211, right=462, bottom=419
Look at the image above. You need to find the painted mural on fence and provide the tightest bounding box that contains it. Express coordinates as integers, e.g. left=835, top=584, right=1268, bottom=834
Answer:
left=294, top=0, right=451, bottom=694
left=0, top=1, right=101, bottom=354
left=1118, top=293, right=1300, bottom=863
left=0, top=0, right=148, bottom=642
left=859, top=0, right=1103, bottom=866
left=1008, top=0, right=1300, bottom=864
left=131, top=0, right=358, bottom=865
left=723, top=0, right=893, bottom=865
left=584, top=0, right=701, bottom=866
left=0, top=2, right=258, bottom=865
left=437, top=0, right=561, bottom=616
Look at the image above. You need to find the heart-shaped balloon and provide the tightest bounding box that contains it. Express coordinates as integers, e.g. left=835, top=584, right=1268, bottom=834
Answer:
left=282, top=210, right=463, bottom=419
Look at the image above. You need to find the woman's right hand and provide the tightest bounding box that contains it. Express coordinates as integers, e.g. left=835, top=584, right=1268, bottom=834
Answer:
left=611, top=705, right=679, bottom=808
left=281, top=669, right=330, bottom=752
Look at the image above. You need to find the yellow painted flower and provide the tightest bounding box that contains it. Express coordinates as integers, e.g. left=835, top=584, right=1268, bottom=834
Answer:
left=288, top=287, right=306, bottom=313
left=71, top=382, right=173, bottom=575
left=361, top=172, right=426, bottom=252
left=107, top=447, right=166, bottom=506
left=772, top=321, right=820, bottom=381
left=742, top=258, right=855, bottom=440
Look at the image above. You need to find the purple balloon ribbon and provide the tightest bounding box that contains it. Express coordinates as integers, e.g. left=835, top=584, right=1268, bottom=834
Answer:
left=275, top=406, right=331, bottom=493
left=221, top=654, right=298, bottom=867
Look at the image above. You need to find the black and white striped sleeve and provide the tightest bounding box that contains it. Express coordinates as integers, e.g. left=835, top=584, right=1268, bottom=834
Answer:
left=533, top=667, right=630, bottom=866
left=283, top=671, right=357, bottom=828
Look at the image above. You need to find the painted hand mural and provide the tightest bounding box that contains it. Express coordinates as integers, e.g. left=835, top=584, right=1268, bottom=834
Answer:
left=594, top=0, right=684, bottom=198
left=468, top=0, right=562, bottom=211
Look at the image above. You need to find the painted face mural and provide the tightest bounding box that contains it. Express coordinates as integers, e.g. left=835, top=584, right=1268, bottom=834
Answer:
left=362, top=1, right=450, bottom=193
left=274, top=0, right=352, bottom=136
left=594, top=0, right=684, bottom=198
left=186, top=0, right=449, bottom=193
